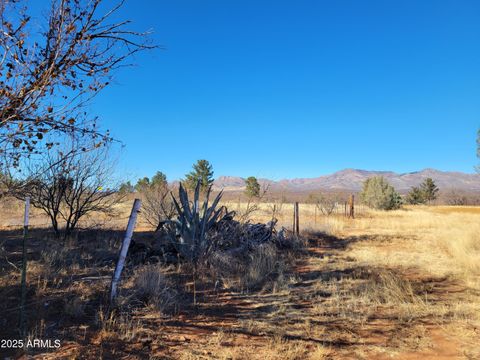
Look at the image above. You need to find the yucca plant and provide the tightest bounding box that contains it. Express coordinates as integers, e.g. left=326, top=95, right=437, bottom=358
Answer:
left=169, top=180, right=230, bottom=305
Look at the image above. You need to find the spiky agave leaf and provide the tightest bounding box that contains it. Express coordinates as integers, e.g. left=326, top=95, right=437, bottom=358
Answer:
left=168, top=179, right=230, bottom=267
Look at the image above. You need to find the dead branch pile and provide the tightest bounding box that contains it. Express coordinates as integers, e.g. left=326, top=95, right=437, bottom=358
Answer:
left=209, top=213, right=293, bottom=253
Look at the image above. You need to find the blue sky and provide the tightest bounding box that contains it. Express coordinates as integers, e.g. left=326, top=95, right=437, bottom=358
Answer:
left=86, top=0, right=480, bottom=181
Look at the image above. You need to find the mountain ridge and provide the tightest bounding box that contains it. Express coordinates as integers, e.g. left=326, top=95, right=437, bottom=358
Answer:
left=213, top=168, right=480, bottom=192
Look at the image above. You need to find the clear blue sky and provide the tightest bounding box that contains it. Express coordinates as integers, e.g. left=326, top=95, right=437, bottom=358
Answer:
left=88, top=0, right=480, bottom=181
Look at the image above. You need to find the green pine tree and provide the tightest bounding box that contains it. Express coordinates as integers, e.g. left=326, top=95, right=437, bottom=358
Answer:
left=420, top=178, right=439, bottom=203
left=151, top=171, right=167, bottom=187
left=119, top=181, right=135, bottom=194
left=134, top=177, right=150, bottom=192
left=135, top=171, right=168, bottom=192
left=184, top=160, right=214, bottom=192
left=244, top=176, right=260, bottom=198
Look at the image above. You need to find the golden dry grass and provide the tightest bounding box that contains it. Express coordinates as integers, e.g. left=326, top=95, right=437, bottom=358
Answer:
left=1, top=199, right=479, bottom=358
left=220, top=202, right=480, bottom=358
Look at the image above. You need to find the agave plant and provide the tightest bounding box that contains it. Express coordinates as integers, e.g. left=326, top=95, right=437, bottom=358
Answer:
left=169, top=180, right=231, bottom=304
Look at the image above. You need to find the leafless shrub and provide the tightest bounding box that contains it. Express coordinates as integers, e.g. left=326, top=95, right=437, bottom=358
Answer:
left=241, top=243, right=281, bottom=290
left=443, top=189, right=469, bottom=206
left=132, top=264, right=177, bottom=313
left=238, top=183, right=269, bottom=222
left=268, top=198, right=285, bottom=221
left=138, top=181, right=176, bottom=231
left=309, top=192, right=343, bottom=216
left=11, top=140, right=122, bottom=239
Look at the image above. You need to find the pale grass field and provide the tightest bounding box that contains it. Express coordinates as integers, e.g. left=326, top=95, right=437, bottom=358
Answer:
left=219, top=202, right=480, bottom=358
left=1, top=197, right=479, bottom=358
left=233, top=201, right=480, bottom=289
left=225, top=201, right=480, bottom=287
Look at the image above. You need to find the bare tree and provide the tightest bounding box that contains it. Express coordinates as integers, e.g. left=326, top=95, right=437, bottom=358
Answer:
left=309, top=192, right=342, bottom=216
left=444, top=189, right=469, bottom=206
left=0, top=0, right=154, bottom=167
left=238, top=183, right=269, bottom=223
left=13, top=141, right=121, bottom=238
left=137, top=174, right=176, bottom=231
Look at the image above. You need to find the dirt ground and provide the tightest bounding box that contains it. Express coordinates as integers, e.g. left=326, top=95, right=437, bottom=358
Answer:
left=0, top=205, right=479, bottom=359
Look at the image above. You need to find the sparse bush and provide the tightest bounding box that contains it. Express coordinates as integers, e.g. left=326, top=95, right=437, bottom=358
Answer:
left=360, top=176, right=402, bottom=210
left=132, top=264, right=177, bottom=313
left=137, top=171, right=176, bottom=231
left=208, top=232, right=298, bottom=292
left=241, top=244, right=279, bottom=290
left=444, top=189, right=469, bottom=205
left=308, top=192, right=343, bottom=216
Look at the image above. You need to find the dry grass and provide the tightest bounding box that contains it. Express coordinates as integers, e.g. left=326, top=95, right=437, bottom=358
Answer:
left=324, top=206, right=480, bottom=289
left=1, top=199, right=479, bottom=359
left=129, top=264, right=178, bottom=313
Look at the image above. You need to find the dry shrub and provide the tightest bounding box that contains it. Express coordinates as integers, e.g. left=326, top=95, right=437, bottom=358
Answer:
left=209, top=243, right=287, bottom=291
left=356, top=269, right=420, bottom=305
left=132, top=264, right=177, bottom=313
left=95, top=308, right=141, bottom=342
left=241, top=244, right=279, bottom=289
left=352, top=268, right=429, bottom=322
left=41, top=246, right=74, bottom=270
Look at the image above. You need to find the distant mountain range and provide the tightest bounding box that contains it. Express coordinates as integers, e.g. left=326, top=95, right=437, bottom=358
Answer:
left=213, top=169, right=480, bottom=193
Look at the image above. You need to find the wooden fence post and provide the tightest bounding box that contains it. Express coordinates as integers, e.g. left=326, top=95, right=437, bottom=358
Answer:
left=110, top=198, right=142, bottom=304
left=349, top=194, right=355, bottom=219
left=19, top=197, right=30, bottom=337
left=293, top=203, right=296, bottom=234
left=294, top=202, right=300, bottom=235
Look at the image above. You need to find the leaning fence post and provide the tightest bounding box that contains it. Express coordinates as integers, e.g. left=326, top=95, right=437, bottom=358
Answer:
left=110, top=198, right=141, bottom=304
left=19, top=197, right=30, bottom=337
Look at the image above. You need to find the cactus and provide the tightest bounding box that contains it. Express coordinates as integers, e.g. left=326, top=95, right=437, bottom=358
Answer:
left=168, top=180, right=231, bottom=304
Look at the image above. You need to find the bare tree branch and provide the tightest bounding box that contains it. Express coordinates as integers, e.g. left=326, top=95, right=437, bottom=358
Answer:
left=0, top=0, right=155, bottom=167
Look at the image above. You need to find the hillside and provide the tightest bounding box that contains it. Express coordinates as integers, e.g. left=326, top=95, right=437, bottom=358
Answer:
left=213, top=168, right=480, bottom=192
